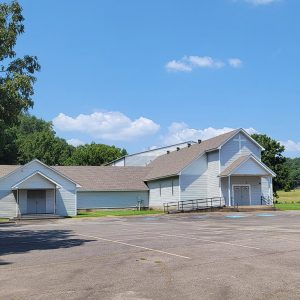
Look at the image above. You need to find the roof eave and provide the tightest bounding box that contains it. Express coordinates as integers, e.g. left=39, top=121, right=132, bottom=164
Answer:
left=218, top=128, right=265, bottom=151
left=144, top=174, right=179, bottom=182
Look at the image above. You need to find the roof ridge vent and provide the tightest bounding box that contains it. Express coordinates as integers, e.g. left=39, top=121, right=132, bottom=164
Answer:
left=187, top=143, right=191, bottom=147
left=198, top=139, right=202, bottom=144
left=176, top=147, right=180, bottom=151
left=167, top=150, right=170, bottom=154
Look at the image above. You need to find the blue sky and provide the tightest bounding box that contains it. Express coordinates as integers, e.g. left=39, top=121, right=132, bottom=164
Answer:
left=16, top=0, right=300, bottom=156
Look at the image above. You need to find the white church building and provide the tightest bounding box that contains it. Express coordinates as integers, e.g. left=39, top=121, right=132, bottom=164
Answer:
left=0, top=129, right=275, bottom=218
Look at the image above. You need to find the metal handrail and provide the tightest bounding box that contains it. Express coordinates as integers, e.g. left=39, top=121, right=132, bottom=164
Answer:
left=261, top=195, right=273, bottom=206
left=163, top=197, right=225, bottom=213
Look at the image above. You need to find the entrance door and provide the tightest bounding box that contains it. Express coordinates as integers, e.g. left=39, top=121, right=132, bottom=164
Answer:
left=233, top=185, right=250, bottom=206
left=27, top=190, right=46, bottom=214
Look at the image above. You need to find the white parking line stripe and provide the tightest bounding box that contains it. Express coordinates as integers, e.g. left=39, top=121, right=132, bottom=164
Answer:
left=76, top=233, right=191, bottom=259
left=159, top=233, right=261, bottom=250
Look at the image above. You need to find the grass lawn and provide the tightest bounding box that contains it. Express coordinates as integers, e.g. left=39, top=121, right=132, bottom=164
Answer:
left=0, top=218, right=9, bottom=223
left=277, top=190, right=300, bottom=203
left=75, top=209, right=164, bottom=218
left=275, top=203, right=300, bottom=210
left=275, top=189, right=300, bottom=210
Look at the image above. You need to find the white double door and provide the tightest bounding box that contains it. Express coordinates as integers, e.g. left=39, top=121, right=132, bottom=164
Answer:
left=233, top=185, right=250, bottom=206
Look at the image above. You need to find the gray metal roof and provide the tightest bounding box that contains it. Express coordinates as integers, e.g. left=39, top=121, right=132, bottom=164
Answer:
left=145, top=129, right=240, bottom=181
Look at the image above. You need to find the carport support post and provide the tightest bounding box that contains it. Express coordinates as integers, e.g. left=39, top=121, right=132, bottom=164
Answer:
left=228, top=176, right=231, bottom=207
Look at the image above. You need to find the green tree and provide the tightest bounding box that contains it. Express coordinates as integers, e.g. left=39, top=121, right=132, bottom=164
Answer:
left=285, top=157, right=300, bottom=189
left=0, top=1, right=40, bottom=162
left=251, top=133, right=292, bottom=195
left=66, top=143, right=127, bottom=166
left=15, top=115, right=74, bottom=165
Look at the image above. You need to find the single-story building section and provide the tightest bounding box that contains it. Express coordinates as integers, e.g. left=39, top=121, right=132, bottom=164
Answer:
left=0, top=160, right=149, bottom=218
left=53, top=166, right=149, bottom=210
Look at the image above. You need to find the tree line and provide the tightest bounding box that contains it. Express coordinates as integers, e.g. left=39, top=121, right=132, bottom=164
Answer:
left=1, top=114, right=127, bottom=166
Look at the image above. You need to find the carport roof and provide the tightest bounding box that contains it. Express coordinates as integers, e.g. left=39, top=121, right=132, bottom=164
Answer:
left=53, top=166, right=149, bottom=191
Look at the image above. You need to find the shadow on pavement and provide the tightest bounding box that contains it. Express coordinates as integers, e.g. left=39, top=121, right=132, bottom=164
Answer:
left=0, top=228, right=94, bottom=264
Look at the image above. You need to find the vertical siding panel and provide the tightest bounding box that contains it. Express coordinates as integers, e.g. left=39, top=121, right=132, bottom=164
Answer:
left=46, top=189, right=55, bottom=213
left=19, top=190, right=27, bottom=214
left=221, top=177, right=229, bottom=205
left=148, top=177, right=179, bottom=208
left=0, top=191, right=16, bottom=218
left=180, top=154, right=208, bottom=201
left=205, top=151, right=220, bottom=198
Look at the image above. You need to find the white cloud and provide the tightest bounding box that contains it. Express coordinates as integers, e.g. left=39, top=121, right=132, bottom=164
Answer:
left=163, top=123, right=257, bottom=145
left=280, top=140, right=300, bottom=152
left=53, top=111, right=160, bottom=141
left=228, top=58, right=243, bottom=68
left=165, top=60, right=192, bottom=72
left=67, top=138, right=85, bottom=147
left=187, top=56, right=225, bottom=69
left=244, top=0, right=280, bottom=5
left=165, top=55, right=242, bottom=72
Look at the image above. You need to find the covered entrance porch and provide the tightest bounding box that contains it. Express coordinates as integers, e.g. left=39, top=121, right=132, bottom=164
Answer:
left=220, top=155, right=276, bottom=206
left=12, top=172, right=62, bottom=217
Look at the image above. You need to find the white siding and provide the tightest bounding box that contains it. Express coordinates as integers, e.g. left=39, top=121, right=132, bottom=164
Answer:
left=113, top=159, right=125, bottom=166
left=19, top=190, right=27, bottom=215
left=221, top=177, right=229, bottom=205
left=232, top=159, right=269, bottom=176
left=0, top=190, right=16, bottom=218
left=205, top=151, right=220, bottom=198
left=77, top=191, right=149, bottom=209
left=46, top=189, right=55, bottom=213
left=0, top=160, right=77, bottom=217
left=148, top=177, right=179, bottom=208
left=220, top=132, right=261, bottom=171
left=110, top=142, right=195, bottom=166
left=180, top=154, right=208, bottom=201
left=16, top=174, right=56, bottom=189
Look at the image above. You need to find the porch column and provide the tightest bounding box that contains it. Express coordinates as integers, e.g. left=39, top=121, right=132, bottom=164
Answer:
left=228, top=176, right=231, bottom=206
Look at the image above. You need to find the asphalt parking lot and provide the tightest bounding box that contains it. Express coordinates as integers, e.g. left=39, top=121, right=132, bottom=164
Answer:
left=1, top=211, right=300, bottom=300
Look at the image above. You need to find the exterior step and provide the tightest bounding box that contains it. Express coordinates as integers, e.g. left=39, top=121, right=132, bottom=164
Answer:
left=12, top=214, right=64, bottom=221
